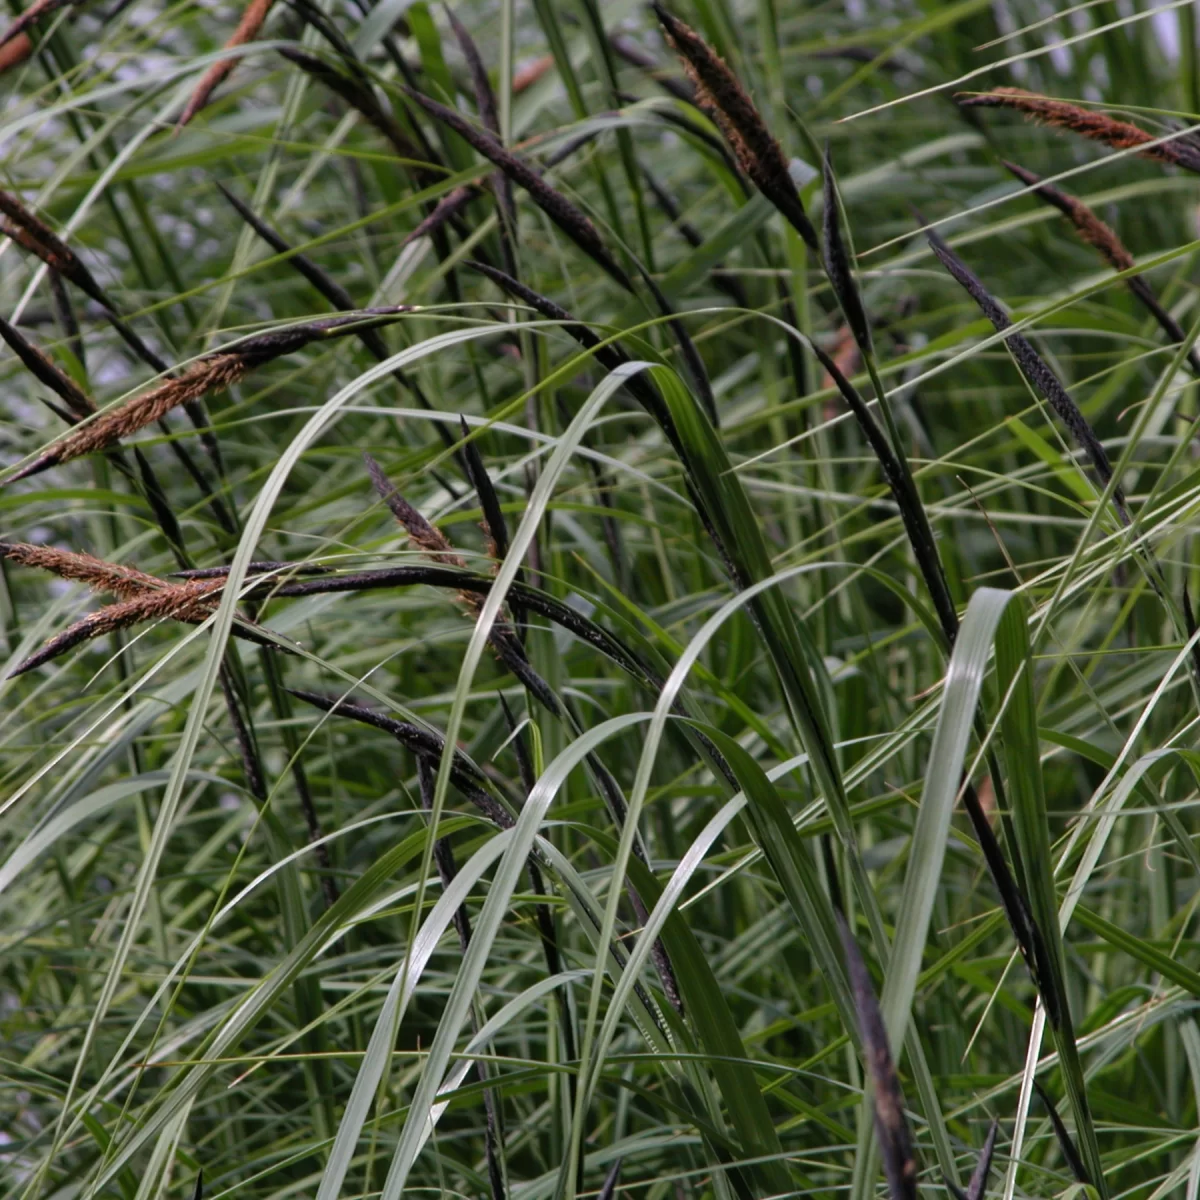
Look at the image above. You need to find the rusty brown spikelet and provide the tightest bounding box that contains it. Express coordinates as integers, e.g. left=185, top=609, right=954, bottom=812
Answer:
left=1, top=540, right=163, bottom=599
left=9, top=579, right=230, bottom=677
left=2, top=547, right=277, bottom=676
left=177, top=0, right=276, bottom=129
left=1003, top=159, right=1200, bottom=374
left=363, top=452, right=464, bottom=567
left=0, top=31, right=32, bottom=70
left=1002, top=160, right=1133, bottom=270
left=0, top=190, right=112, bottom=308
left=960, top=88, right=1200, bottom=175
left=0, top=0, right=72, bottom=48
left=512, top=53, right=552, bottom=94
left=653, top=5, right=817, bottom=249
left=7, top=308, right=408, bottom=481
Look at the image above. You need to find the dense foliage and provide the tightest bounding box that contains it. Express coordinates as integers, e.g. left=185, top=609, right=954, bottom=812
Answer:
left=3, top=3, right=1200, bottom=1200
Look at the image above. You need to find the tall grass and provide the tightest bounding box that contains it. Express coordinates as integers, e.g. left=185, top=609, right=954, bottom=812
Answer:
left=2, top=3, right=1200, bottom=1200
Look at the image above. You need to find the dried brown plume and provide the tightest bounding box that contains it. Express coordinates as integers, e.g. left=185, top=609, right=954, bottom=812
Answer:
left=177, top=0, right=277, bottom=129
left=960, top=88, right=1200, bottom=175
left=0, top=31, right=32, bottom=70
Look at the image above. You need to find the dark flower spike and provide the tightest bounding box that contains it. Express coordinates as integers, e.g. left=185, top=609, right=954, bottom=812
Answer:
left=443, top=3, right=516, bottom=247
left=921, top=219, right=1129, bottom=525
left=216, top=182, right=357, bottom=310
left=464, top=260, right=676, bottom=439
left=966, top=1119, right=999, bottom=1200
left=401, top=86, right=635, bottom=291
left=597, top=1158, right=623, bottom=1200
left=1001, top=161, right=1200, bottom=375
left=278, top=48, right=428, bottom=168
left=610, top=32, right=696, bottom=104
left=652, top=5, right=818, bottom=251
left=1032, top=1080, right=1091, bottom=1185
left=822, top=144, right=871, bottom=354
left=837, top=911, right=918, bottom=1200
left=171, top=559, right=331, bottom=579
left=642, top=165, right=748, bottom=307
left=6, top=308, right=409, bottom=481
left=191, top=1169, right=203, bottom=1200
left=0, top=316, right=94, bottom=420
left=959, top=88, right=1200, bottom=176
left=287, top=688, right=515, bottom=829
left=457, top=416, right=510, bottom=562
left=363, top=452, right=463, bottom=565
left=809, top=337, right=958, bottom=646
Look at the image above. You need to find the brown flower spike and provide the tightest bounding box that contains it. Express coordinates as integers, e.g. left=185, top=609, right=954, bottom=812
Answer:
left=6, top=308, right=409, bottom=482
left=1003, top=160, right=1200, bottom=374
left=177, top=0, right=276, bottom=129
left=0, top=542, right=272, bottom=676
left=653, top=5, right=817, bottom=249
left=959, top=88, right=1200, bottom=175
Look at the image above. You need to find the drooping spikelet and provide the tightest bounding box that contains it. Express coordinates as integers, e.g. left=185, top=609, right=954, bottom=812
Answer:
left=177, top=0, right=276, bottom=129
left=922, top=220, right=1129, bottom=524
left=6, top=308, right=409, bottom=482
left=960, top=88, right=1200, bottom=175
left=653, top=5, right=817, bottom=249
left=1003, top=160, right=1200, bottom=374
left=0, top=316, right=94, bottom=420
left=402, top=86, right=635, bottom=290
left=1, top=542, right=274, bottom=675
